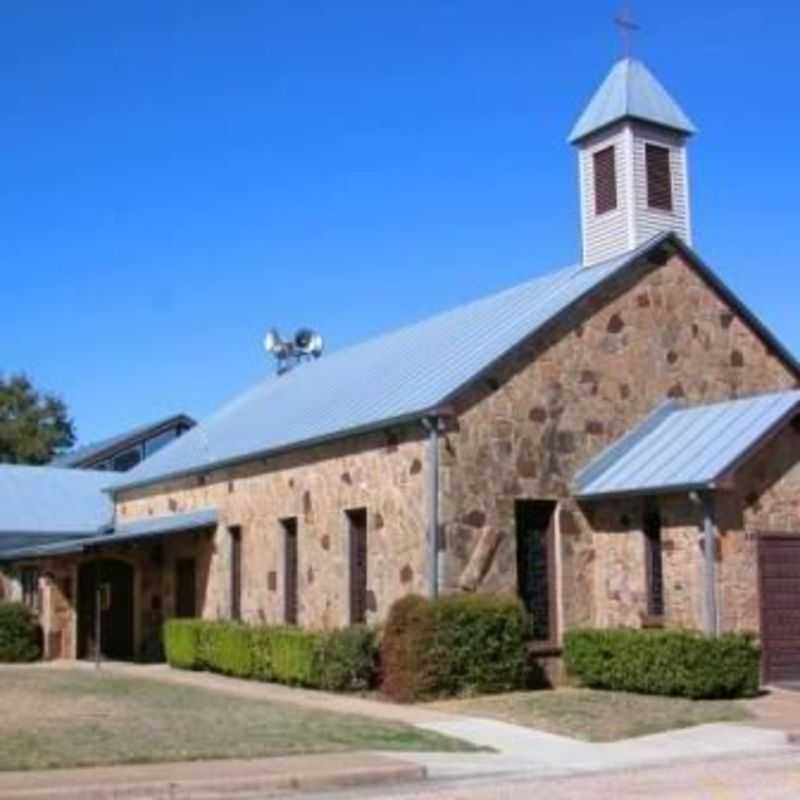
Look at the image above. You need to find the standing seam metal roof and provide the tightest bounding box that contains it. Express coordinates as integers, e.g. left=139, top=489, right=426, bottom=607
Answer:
left=568, top=58, right=696, bottom=144
left=109, top=232, right=800, bottom=495
left=0, top=508, right=218, bottom=561
left=110, top=239, right=664, bottom=494
left=0, top=466, right=113, bottom=536
left=574, top=391, right=800, bottom=499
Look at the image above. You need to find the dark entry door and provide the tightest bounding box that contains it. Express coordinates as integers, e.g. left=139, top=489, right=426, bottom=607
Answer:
left=759, top=534, right=800, bottom=683
left=175, top=559, right=197, bottom=619
left=515, top=500, right=557, bottom=643
left=78, top=560, right=134, bottom=660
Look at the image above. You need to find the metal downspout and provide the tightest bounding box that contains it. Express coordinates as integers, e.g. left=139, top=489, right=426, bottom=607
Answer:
left=700, top=492, right=719, bottom=636
left=423, top=417, right=440, bottom=599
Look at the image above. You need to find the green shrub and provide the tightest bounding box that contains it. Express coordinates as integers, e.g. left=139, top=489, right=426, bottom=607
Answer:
left=162, top=619, right=378, bottom=692
left=163, top=619, right=205, bottom=669
left=202, top=622, right=254, bottom=677
left=249, top=627, right=275, bottom=681
left=563, top=628, right=760, bottom=699
left=268, top=628, right=320, bottom=685
left=381, top=593, right=528, bottom=702
left=315, top=626, right=379, bottom=692
left=0, top=602, right=40, bottom=662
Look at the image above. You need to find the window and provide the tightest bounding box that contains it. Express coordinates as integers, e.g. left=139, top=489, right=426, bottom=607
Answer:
left=144, top=428, right=179, bottom=458
left=21, top=566, right=40, bottom=612
left=282, top=518, right=299, bottom=625
left=112, top=447, right=143, bottom=472
left=347, top=509, right=368, bottom=624
left=644, top=510, right=665, bottom=617
left=515, top=500, right=557, bottom=643
left=175, top=558, right=197, bottom=618
left=593, top=145, right=617, bottom=214
left=229, top=527, right=242, bottom=620
left=646, top=144, right=673, bottom=211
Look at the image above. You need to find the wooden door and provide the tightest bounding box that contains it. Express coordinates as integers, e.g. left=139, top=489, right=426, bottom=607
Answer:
left=758, top=533, right=800, bottom=683
left=77, top=559, right=134, bottom=660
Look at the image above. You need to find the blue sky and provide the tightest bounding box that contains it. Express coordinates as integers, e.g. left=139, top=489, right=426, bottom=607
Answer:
left=3, top=2, right=798, bottom=445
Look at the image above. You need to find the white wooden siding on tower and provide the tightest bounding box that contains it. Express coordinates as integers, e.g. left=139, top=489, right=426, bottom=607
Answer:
left=630, top=122, right=691, bottom=247
left=579, top=124, right=633, bottom=266
left=578, top=121, right=692, bottom=266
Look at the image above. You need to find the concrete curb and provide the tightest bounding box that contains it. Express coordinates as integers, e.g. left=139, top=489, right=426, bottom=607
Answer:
left=0, top=755, right=426, bottom=800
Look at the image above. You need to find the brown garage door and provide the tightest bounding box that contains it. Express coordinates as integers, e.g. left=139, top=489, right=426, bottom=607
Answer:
left=758, top=534, right=800, bottom=683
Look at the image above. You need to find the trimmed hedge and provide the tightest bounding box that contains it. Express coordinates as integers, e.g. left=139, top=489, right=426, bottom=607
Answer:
left=381, top=593, right=528, bottom=702
left=563, top=628, right=760, bottom=699
left=163, top=619, right=378, bottom=692
left=0, top=602, right=41, bottom=662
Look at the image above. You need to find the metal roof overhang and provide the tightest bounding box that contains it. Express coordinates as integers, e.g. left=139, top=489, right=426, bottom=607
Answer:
left=574, top=391, right=800, bottom=501
left=0, top=508, right=218, bottom=562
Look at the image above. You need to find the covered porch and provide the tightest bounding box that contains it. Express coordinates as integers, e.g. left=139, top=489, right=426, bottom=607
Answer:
left=1, top=508, right=217, bottom=661
left=574, top=391, right=800, bottom=682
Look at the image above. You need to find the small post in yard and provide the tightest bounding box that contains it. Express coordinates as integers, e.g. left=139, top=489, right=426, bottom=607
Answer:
left=94, top=554, right=102, bottom=669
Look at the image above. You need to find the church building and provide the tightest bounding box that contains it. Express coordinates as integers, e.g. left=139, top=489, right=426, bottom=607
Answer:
left=2, top=56, right=799, bottom=683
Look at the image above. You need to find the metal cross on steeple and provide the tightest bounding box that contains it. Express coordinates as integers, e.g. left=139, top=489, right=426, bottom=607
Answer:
left=614, top=3, right=640, bottom=57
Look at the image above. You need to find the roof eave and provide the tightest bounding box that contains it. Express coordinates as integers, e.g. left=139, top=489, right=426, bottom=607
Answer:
left=106, top=407, right=443, bottom=497
left=0, top=529, right=97, bottom=539
left=574, top=481, right=710, bottom=503
left=0, top=512, right=218, bottom=562
left=569, top=114, right=696, bottom=146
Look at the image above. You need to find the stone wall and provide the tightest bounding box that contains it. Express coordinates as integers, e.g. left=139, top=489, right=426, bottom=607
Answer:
left=439, top=250, right=797, bottom=637
left=584, top=494, right=705, bottom=631
left=115, top=425, right=428, bottom=631
left=716, top=424, right=800, bottom=634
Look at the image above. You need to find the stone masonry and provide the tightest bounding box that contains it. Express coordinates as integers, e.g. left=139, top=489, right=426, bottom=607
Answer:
left=112, top=426, right=428, bottom=650
left=438, top=249, right=798, bottom=639
left=25, top=247, right=800, bottom=662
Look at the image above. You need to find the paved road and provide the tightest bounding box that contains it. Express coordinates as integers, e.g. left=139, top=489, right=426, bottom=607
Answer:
left=296, top=752, right=800, bottom=800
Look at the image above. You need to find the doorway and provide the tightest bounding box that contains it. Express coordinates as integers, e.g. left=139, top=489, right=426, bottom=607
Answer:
left=515, top=500, right=557, bottom=644
left=175, top=558, right=197, bottom=619
left=77, top=559, right=135, bottom=660
left=758, top=533, right=800, bottom=683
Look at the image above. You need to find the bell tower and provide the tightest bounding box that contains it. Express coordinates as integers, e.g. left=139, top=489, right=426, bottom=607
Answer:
left=569, top=57, right=696, bottom=266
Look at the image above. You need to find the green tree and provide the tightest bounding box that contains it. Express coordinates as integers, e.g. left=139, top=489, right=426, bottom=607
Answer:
left=0, top=375, right=75, bottom=465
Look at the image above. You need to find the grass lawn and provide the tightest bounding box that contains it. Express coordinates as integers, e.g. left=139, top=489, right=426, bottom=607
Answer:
left=430, top=688, right=753, bottom=742
left=0, top=668, right=473, bottom=771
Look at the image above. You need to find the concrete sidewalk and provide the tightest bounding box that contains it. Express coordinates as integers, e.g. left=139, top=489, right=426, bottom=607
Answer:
left=747, top=686, right=800, bottom=742
left=405, top=718, right=794, bottom=780
left=0, top=753, right=426, bottom=800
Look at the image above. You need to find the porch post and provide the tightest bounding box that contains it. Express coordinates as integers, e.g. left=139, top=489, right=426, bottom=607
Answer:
left=701, top=492, right=719, bottom=636
left=94, top=554, right=102, bottom=669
